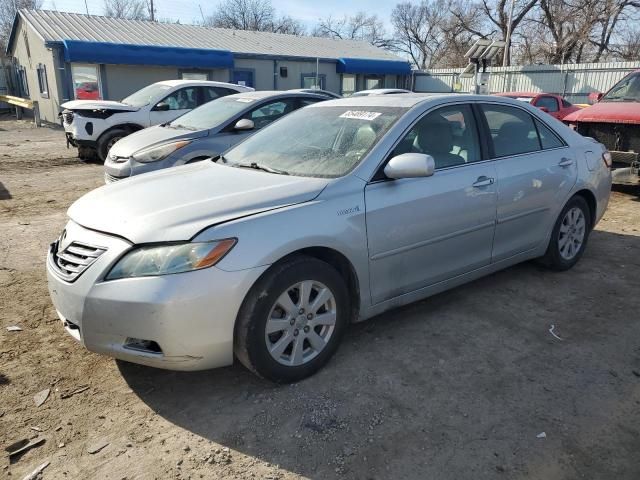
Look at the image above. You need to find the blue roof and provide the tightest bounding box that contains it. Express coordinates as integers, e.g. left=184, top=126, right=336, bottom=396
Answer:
left=62, top=40, right=234, bottom=69
left=336, top=58, right=411, bottom=75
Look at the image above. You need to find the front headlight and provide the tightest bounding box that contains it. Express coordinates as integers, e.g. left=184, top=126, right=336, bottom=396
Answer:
left=106, top=239, right=236, bottom=280
left=131, top=140, right=191, bottom=163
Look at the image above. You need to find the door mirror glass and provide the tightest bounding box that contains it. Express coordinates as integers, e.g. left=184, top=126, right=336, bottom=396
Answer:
left=154, top=102, right=170, bottom=111
left=384, top=153, right=435, bottom=179
left=234, top=118, right=255, bottom=130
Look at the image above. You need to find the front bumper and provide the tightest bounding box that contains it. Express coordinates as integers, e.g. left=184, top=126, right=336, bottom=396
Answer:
left=103, top=155, right=181, bottom=184
left=47, top=221, right=267, bottom=371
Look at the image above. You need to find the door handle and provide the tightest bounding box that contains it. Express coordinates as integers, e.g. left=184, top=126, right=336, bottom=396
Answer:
left=472, top=176, right=495, bottom=188
left=558, top=157, right=573, bottom=167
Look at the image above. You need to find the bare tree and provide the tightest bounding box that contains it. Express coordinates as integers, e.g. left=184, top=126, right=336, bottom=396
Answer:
left=1, top=0, right=43, bottom=53
left=391, top=0, right=454, bottom=69
left=313, top=12, right=392, bottom=48
left=204, top=0, right=304, bottom=35
left=103, top=0, right=149, bottom=20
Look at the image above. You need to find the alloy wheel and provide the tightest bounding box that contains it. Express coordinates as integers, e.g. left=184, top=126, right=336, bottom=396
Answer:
left=558, top=207, right=586, bottom=260
left=264, top=280, right=337, bottom=366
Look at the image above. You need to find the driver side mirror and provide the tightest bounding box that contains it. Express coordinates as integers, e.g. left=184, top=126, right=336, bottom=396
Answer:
left=154, top=102, right=170, bottom=112
left=588, top=92, right=603, bottom=104
left=538, top=106, right=549, bottom=113
left=384, top=153, right=435, bottom=180
left=234, top=118, right=255, bottom=131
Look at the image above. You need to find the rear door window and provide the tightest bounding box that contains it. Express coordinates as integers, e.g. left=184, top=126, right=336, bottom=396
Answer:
left=480, top=104, right=541, bottom=158
left=535, top=119, right=565, bottom=149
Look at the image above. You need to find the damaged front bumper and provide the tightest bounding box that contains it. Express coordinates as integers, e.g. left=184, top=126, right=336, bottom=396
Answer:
left=46, top=221, right=267, bottom=371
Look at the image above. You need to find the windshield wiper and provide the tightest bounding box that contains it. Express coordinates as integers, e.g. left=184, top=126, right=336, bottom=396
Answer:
left=234, top=162, right=289, bottom=175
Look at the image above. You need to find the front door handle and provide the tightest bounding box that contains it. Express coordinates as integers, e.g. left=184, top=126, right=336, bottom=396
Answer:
left=472, top=176, right=495, bottom=188
left=558, top=157, right=574, bottom=167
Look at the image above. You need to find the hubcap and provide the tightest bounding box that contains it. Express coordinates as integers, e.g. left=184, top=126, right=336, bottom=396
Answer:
left=558, top=207, right=586, bottom=260
left=265, top=280, right=337, bottom=366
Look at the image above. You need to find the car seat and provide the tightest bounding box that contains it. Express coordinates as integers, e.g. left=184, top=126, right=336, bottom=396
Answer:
left=413, top=118, right=464, bottom=168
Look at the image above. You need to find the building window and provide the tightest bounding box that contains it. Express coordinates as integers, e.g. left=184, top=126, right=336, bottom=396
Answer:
left=17, top=66, right=29, bottom=98
left=342, top=74, right=356, bottom=96
left=280, top=66, right=288, bottom=78
left=36, top=64, right=49, bottom=98
left=301, top=73, right=325, bottom=90
left=181, top=71, right=209, bottom=81
left=71, top=64, right=101, bottom=100
left=365, top=75, right=383, bottom=90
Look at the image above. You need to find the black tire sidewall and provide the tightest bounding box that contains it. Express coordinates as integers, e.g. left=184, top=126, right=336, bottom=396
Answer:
left=545, top=196, right=592, bottom=270
left=97, top=129, right=128, bottom=162
left=237, top=257, right=350, bottom=383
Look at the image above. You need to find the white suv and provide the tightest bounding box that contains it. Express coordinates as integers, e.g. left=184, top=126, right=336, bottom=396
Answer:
left=60, top=80, right=253, bottom=161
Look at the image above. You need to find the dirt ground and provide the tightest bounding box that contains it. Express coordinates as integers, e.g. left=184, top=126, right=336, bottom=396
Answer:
left=1, top=114, right=639, bottom=480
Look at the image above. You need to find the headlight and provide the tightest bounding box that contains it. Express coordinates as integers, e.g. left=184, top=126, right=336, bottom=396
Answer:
left=131, top=140, right=191, bottom=163
left=105, top=239, right=236, bottom=280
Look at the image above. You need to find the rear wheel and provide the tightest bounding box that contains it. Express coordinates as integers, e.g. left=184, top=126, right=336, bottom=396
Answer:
left=97, top=128, right=129, bottom=162
left=541, top=195, right=591, bottom=271
left=234, top=256, right=350, bottom=383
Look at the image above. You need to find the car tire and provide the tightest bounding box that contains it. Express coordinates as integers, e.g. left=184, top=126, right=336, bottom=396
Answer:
left=540, top=195, right=592, bottom=271
left=234, top=255, right=350, bottom=383
left=97, top=128, right=129, bottom=162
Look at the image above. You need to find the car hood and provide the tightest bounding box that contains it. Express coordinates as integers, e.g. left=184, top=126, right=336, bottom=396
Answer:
left=108, top=124, right=208, bottom=158
left=68, top=161, right=330, bottom=243
left=563, top=101, right=640, bottom=124
left=61, top=99, right=139, bottom=112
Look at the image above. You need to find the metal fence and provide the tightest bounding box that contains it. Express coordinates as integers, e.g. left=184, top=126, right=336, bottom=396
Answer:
left=413, top=61, right=640, bottom=104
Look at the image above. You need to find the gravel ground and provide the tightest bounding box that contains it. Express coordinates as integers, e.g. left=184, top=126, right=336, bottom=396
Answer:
left=1, top=115, right=640, bottom=480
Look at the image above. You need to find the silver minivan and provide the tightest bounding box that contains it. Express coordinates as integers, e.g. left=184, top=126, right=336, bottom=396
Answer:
left=103, top=91, right=327, bottom=182
left=48, top=94, right=611, bottom=383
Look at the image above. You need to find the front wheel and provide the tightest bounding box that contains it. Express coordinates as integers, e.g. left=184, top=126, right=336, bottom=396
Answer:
left=234, top=256, right=350, bottom=383
left=541, top=195, right=592, bottom=271
left=97, top=129, right=129, bottom=162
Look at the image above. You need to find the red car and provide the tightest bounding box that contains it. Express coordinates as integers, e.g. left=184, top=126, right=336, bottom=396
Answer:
left=75, top=82, right=100, bottom=100
left=563, top=70, right=640, bottom=184
left=494, top=92, right=582, bottom=121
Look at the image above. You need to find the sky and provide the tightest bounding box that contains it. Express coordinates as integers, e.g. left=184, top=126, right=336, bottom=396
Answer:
left=40, top=0, right=396, bottom=30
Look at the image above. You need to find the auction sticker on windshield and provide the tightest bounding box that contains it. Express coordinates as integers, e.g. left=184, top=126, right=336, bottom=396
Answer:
left=339, top=111, right=382, bottom=121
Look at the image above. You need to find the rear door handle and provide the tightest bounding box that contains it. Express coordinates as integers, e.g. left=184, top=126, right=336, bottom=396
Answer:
left=472, top=176, right=495, bottom=188
left=558, top=157, right=574, bottom=167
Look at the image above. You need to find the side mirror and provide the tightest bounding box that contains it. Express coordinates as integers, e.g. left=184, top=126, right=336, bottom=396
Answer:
left=384, top=153, right=435, bottom=180
left=234, top=118, right=255, bottom=131
left=538, top=106, right=549, bottom=113
left=154, top=102, right=170, bottom=111
left=588, top=92, right=603, bottom=104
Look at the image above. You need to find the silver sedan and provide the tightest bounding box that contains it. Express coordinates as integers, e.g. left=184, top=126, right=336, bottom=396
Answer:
left=47, top=94, right=611, bottom=383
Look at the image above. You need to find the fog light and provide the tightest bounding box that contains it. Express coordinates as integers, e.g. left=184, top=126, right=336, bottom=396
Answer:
left=124, top=338, right=163, bottom=354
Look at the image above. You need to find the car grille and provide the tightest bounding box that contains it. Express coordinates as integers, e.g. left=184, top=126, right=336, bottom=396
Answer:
left=62, top=111, right=74, bottom=125
left=578, top=122, right=640, bottom=155
left=50, top=239, right=106, bottom=282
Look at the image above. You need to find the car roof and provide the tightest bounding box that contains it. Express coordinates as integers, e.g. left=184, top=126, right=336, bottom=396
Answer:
left=354, top=88, right=412, bottom=95
left=155, top=79, right=253, bottom=90
left=494, top=92, right=544, bottom=98
left=222, top=90, right=328, bottom=101
left=307, top=93, right=545, bottom=108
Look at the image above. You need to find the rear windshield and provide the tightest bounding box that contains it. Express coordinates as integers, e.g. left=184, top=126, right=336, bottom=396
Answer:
left=602, top=72, right=640, bottom=102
